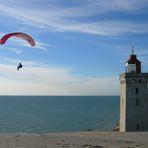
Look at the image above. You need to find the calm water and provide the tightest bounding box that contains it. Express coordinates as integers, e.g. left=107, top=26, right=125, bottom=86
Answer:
left=0, top=96, right=119, bottom=133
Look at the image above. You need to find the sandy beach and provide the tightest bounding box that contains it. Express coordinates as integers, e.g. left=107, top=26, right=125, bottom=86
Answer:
left=0, top=131, right=147, bottom=148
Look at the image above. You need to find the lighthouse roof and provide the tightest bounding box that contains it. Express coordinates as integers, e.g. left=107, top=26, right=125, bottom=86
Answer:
left=127, top=54, right=141, bottom=64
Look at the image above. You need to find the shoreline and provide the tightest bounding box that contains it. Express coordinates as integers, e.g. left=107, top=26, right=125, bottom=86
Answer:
left=0, top=131, right=147, bottom=148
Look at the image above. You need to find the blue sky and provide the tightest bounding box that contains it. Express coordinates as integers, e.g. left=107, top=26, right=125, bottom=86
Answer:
left=0, top=0, right=148, bottom=95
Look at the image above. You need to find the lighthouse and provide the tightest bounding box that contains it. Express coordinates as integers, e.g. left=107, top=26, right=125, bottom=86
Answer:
left=119, top=48, right=148, bottom=132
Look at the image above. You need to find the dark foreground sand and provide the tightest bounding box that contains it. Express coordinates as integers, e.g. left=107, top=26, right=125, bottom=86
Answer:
left=0, top=131, right=147, bottom=148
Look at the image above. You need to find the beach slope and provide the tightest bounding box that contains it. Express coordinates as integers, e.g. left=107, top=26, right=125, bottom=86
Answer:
left=0, top=131, right=147, bottom=148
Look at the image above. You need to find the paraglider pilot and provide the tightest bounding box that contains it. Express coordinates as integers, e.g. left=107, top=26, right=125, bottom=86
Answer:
left=17, top=62, right=23, bottom=71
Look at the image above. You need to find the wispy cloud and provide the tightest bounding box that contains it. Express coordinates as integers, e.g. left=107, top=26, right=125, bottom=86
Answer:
left=2, top=47, right=23, bottom=54
left=2, top=57, right=43, bottom=66
left=54, top=21, right=148, bottom=35
left=92, top=0, right=148, bottom=12
left=35, top=41, right=49, bottom=51
left=0, top=1, right=148, bottom=36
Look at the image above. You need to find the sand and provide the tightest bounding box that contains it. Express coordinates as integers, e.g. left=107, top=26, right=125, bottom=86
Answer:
left=0, top=131, right=147, bottom=148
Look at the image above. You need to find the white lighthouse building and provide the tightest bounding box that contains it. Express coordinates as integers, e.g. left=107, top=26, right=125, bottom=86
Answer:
left=119, top=50, right=148, bottom=132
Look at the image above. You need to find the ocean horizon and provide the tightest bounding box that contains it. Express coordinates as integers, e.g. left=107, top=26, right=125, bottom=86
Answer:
left=0, top=96, right=119, bottom=133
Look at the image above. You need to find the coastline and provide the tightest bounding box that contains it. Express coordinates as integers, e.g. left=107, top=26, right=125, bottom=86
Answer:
left=0, top=131, right=147, bottom=148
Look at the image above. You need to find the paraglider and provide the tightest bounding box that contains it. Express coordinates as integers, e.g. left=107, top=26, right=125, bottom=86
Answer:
left=17, top=62, right=23, bottom=71
left=0, top=32, right=35, bottom=70
left=0, top=32, right=35, bottom=47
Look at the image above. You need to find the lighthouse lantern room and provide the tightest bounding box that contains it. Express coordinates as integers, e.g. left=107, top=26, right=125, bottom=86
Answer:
left=125, top=49, right=141, bottom=73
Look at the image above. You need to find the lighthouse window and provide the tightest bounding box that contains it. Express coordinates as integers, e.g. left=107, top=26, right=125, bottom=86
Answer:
left=136, top=88, right=139, bottom=94
left=128, top=64, right=136, bottom=73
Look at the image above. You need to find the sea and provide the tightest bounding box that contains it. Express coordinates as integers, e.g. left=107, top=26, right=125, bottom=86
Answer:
left=0, top=96, right=119, bottom=133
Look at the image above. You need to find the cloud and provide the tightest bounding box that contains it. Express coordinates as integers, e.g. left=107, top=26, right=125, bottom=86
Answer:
left=93, top=0, right=148, bottom=12
left=0, top=1, right=148, bottom=36
left=0, top=62, right=119, bottom=95
left=54, top=21, right=148, bottom=35
left=35, top=41, right=49, bottom=51
left=1, top=47, right=23, bottom=54
left=3, top=0, right=147, bottom=15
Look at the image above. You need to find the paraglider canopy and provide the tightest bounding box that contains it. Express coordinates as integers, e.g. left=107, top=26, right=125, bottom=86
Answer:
left=0, top=32, right=35, bottom=47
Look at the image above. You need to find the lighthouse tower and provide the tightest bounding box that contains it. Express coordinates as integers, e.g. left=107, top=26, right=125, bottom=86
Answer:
left=119, top=49, right=148, bottom=132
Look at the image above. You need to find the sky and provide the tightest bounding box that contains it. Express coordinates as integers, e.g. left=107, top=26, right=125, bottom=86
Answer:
left=0, top=0, right=148, bottom=95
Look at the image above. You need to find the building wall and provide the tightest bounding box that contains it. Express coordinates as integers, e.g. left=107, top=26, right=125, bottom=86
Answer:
left=119, top=75, right=126, bottom=132
left=120, top=73, right=148, bottom=132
